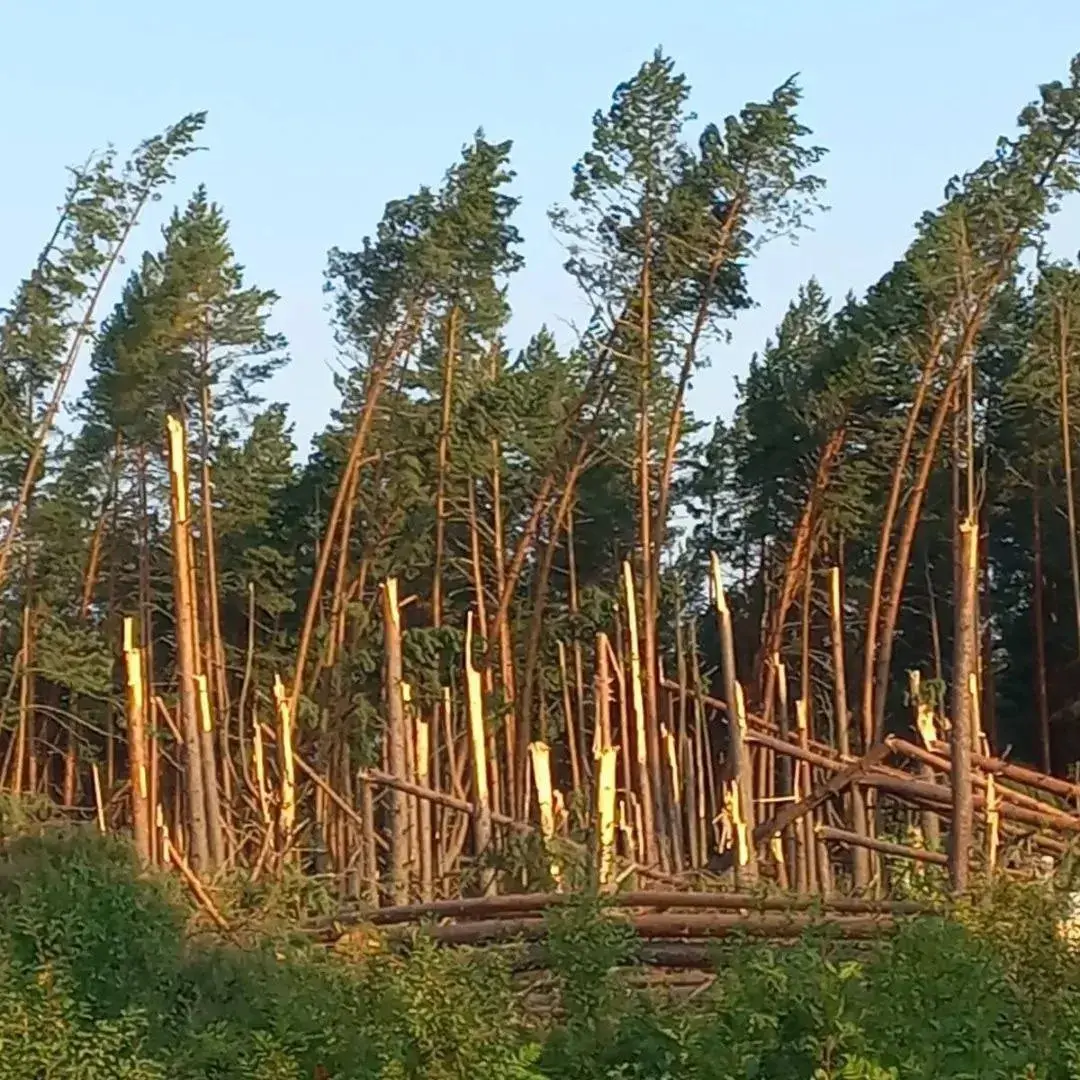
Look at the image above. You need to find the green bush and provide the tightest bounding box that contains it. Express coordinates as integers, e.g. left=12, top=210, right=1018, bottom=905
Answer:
left=3, top=826, right=1080, bottom=1078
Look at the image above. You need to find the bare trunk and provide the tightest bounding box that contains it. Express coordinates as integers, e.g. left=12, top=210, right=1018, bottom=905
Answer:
left=166, top=415, right=211, bottom=872
left=1059, top=302, right=1080, bottom=657
left=490, top=431, right=517, bottom=810
left=828, top=565, right=870, bottom=887
left=198, top=379, right=230, bottom=747
left=1033, top=472, right=1052, bottom=773
left=123, top=618, right=152, bottom=864
left=383, top=578, right=409, bottom=903
left=290, top=305, right=426, bottom=718
left=950, top=519, right=978, bottom=893
left=709, top=553, right=758, bottom=883
left=871, top=346, right=972, bottom=741
left=758, top=426, right=847, bottom=717
left=623, top=561, right=657, bottom=866
left=432, top=307, right=460, bottom=628
left=0, top=191, right=157, bottom=589
left=567, top=508, right=589, bottom=783
left=860, top=329, right=947, bottom=745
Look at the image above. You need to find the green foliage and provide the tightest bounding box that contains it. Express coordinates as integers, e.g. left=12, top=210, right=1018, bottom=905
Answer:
left=6, top=831, right=1080, bottom=1077
left=542, top=895, right=638, bottom=1026
left=0, top=829, right=184, bottom=1019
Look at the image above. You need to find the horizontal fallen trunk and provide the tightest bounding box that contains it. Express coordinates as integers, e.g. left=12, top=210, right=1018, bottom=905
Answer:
left=817, top=824, right=948, bottom=866
left=336, top=889, right=930, bottom=928
left=748, top=729, right=850, bottom=773
left=889, top=737, right=1080, bottom=822
left=961, top=744, right=1080, bottom=803
left=861, top=772, right=1080, bottom=833
left=381, top=910, right=901, bottom=947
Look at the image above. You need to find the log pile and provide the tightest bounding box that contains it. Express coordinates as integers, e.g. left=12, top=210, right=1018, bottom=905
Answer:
left=318, top=889, right=934, bottom=971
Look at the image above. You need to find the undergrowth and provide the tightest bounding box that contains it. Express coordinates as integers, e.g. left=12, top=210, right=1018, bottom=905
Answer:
left=3, top=823, right=1080, bottom=1078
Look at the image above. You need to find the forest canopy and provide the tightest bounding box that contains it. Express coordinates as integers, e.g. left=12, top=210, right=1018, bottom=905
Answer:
left=4, top=48, right=1080, bottom=888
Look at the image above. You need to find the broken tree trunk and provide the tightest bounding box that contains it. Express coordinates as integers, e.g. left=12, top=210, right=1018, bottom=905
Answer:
left=165, top=415, right=211, bottom=873
left=710, top=553, right=758, bottom=884
left=383, top=578, right=410, bottom=904
left=950, top=519, right=978, bottom=893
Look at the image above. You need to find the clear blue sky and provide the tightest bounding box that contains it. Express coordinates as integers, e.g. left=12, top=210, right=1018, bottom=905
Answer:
left=4, top=1, right=1080, bottom=450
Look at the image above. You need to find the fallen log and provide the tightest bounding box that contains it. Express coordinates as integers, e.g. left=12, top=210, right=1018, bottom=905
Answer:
left=383, top=910, right=900, bottom=947
left=333, top=889, right=929, bottom=928
left=817, top=824, right=948, bottom=866
left=747, top=729, right=848, bottom=773
left=964, top=746, right=1080, bottom=803
left=888, top=737, right=1079, bottom=822
left=860, top=772, right=1080, bottom=834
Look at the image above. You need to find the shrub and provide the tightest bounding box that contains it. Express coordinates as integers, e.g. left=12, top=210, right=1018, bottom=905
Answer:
left=4, top=826, right=1080, bottom=1078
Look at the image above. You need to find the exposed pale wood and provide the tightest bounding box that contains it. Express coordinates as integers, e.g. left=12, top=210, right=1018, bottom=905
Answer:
left=382, top=578, right=409, bottom=902
left=272, top=673, right=297, bottom=862
left=465, top=611, right=495, bottom=894
left=417, top=718, right=434, bottom=902
left=711, top=553, right=758, bottom=883
left=594, top=633, right=613, bottom=756
left=622, top=561, right=656, bottom=865
left=91, top=763, right=106, bottom=833
left=166, top=414, right=211, bottom=871
left=122, top=618, right=151, bottom=864
left=529, top=741, right=560, bottom=887
left=596, top=746, right=618, bottom=889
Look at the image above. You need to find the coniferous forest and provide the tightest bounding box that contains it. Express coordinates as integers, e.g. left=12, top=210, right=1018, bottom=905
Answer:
left=12, top=45, right=1080, bottom=1078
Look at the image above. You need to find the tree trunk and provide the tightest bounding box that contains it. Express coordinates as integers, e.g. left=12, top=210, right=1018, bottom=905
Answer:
left=290, top=303, right=427, bottom=718
left=1058, top=300, right=1080, bottom=658
left=123, top=618, right=152, bottom=865
left=709, top=553, right=758, bottom=883
left=432, top=307, right=460, bottom=629
left=860, top=327, right=948, bottom=745
left=871, top=347, right=971, bottom=741
left=1033, top=472, right=1052, bottom=773
left=828, top=565, right=871, bottom=887
left=950, top=519, right=978, bottom=893
left=198, top=379, right=230, bottom=745
left=758, top=426, right=847, bottom=718
left=382, top=578, right=409, bottom=903
left=623, top=561, right=657, bottom=866
left=166, top=415, right=212, bottom=872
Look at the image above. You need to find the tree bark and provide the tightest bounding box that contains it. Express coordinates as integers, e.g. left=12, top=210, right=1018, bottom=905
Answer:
left=950, top=519, right=978, bottom=893
left=432, top=307, right=460, bottom=628
left=709, top=553, right=758, bottom=883
left=166, top=415, right=212, bottom=872
left=1058, top=297, right=1080, bottom=658
left=290, top=303, right=427, bottom=718
left=123, top=618, right=152, bottom=865
left=1032, top=472, right=1052, bottom=773
left=860, top=326, right=948, bottom=745
left=758, top=426, right=846, bottom=717
left=871, top=344, right=972, bottom=741
left=383, top=578, right=410, bottom=903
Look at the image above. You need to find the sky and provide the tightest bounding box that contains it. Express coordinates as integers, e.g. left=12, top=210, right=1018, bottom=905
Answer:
left=4, top=0, right=1080, bottom=452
